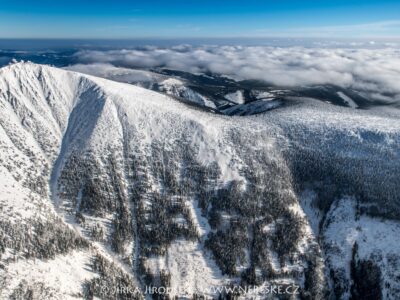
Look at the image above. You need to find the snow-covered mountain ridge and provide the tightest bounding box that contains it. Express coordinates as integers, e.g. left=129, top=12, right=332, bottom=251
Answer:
left=68, top=63, right=388, bottom=116
left=0, top=62, right=399, bottom=299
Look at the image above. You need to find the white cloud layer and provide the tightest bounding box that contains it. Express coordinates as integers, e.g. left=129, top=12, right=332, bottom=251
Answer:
left=73, top=46, right=400, bottom=103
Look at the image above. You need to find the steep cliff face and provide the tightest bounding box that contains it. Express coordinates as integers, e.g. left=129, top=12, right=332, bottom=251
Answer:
left=0, top=62, right=399, bottom=299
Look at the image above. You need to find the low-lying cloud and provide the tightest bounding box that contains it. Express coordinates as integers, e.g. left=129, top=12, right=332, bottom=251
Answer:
left=72, top=45, right=400, bottom=103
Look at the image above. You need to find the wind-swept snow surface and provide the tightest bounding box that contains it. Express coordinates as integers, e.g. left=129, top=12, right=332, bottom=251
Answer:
left=0, top=62, right=399, bottom=299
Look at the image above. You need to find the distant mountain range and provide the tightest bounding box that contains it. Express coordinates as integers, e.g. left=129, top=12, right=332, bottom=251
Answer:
left=66, top=63, right=399, bottom=116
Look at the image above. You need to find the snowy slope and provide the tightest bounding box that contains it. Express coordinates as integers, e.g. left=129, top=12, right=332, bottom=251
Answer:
left=0, top=62, right=249, bottom=298
left=0, top=62, right=399, bottom=299
left=0, top=63, right=141, bottom=299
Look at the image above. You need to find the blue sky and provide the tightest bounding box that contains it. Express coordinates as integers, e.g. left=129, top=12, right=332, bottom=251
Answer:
left=0, top=0, right=399, bottom=38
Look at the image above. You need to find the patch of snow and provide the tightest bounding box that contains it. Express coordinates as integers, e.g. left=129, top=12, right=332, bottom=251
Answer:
left=337, top=91, right=358, bottom=108
left=1, top=250, right=95, bottom=299
left=166, top=240, right=227, bottom=298
left=324, top=197, right=400, bottom=299
left=299, top=189, right=322, bottom=236
left=253, top=90, right=275, bottom=100
left=224, top=90, right=245, bottom=104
